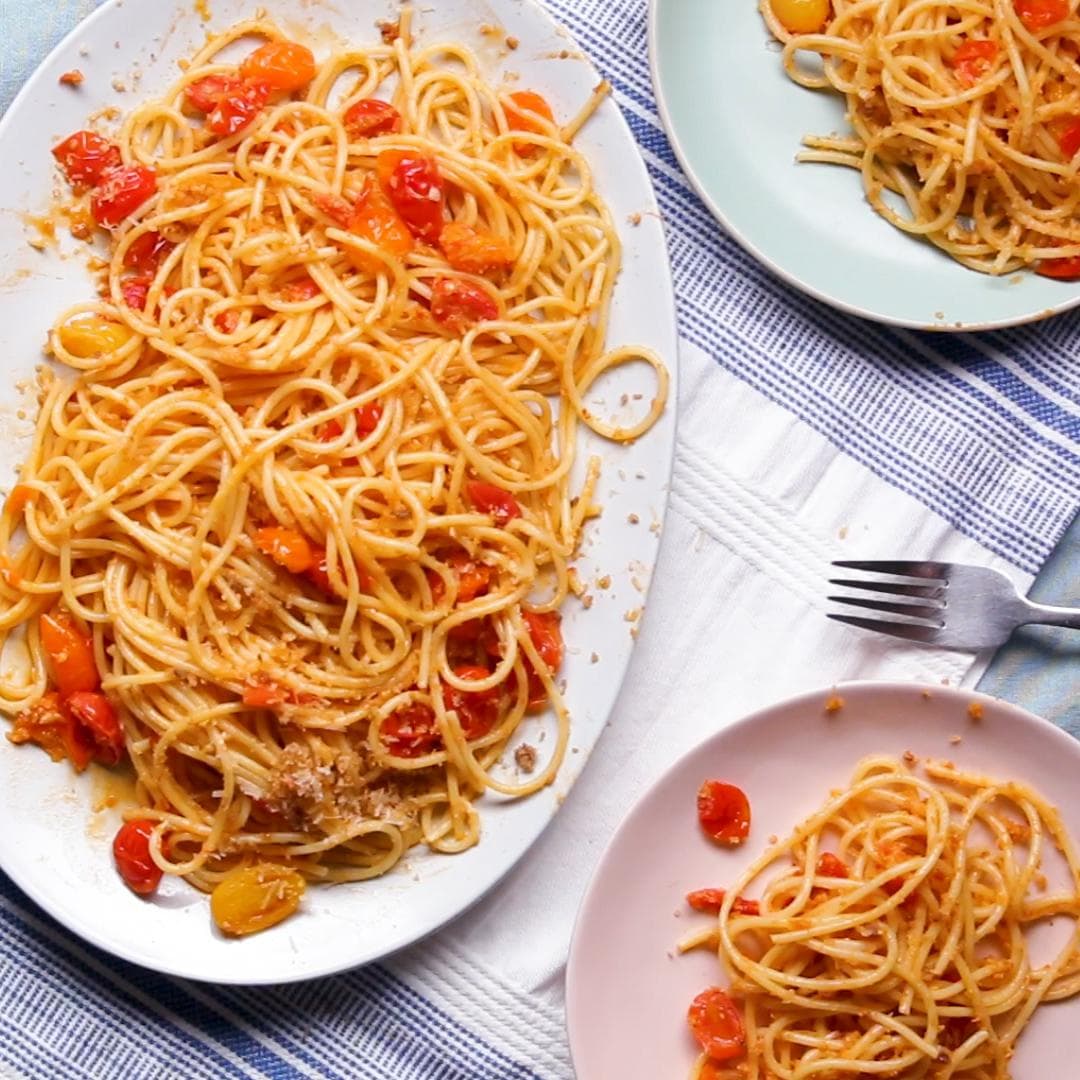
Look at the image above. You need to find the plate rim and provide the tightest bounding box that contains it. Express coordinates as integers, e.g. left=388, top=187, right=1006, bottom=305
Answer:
left=564, top=677, right=1080, bottom=1069
left=646, top=0, right=1080, bottom=333
left=0, top=0, right=681, bottom=983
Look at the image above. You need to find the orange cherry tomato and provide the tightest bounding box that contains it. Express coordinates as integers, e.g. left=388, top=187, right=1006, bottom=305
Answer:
left=52, top=130, right=122, bottom=190
left=504, top=90, right=555, bottom=154
left=466, top=480, right=521, bottom=525
left=1014, top=0, right=1068, bottom=30
left=184, top=73, right=243, bottom=113
left=816, top=852, right=849, bottom=878
left=439, top=222, right=515, bottom=275
left=255, top=526, right=316, bottom=574
left=239, top=40, right=316, bottom=92
left=687, top=988, right=746, bottom=1063
left=65, top=690, right=124, bottom=766
left=381, top=702, right=442, bottom=757
left=5, top=484, right=38, bottom=515
left=113, top=819, right=163, bottom=896
left=431, top=277, right=499, bottom=333
left=207, top=79, right=273, bottom=136
left=347, top=177, right=413, bottom=270
left=697, top=781, right=751, bottom=845
left=951, top=39, right=998, bottom=85
left=344, top=98, right=402, bottom=137
left=40, top=611, right=99, bottom=695
left=1036, top=255, right=1080, bottom=278
left=376, top=150, right=445, bottom=243
left=686, top=889, right=760, bottom=916
left=90, top=165, right=158, bottom=227
left=242, top=679, right=288, bottom=707
left=443, top=665, right=500, bottom=739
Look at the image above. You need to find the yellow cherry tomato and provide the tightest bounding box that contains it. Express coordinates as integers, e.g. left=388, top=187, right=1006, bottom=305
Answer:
left=770, top=0, right=831, bottom=34
left=210, top=863, right=305, bottom=936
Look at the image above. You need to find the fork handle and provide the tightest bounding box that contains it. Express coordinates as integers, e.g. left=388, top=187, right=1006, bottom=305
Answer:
left=1022, top=601, right=1080, bottom=631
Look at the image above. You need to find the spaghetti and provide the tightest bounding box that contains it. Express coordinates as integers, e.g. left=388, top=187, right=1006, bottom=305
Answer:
left=763, top=0, right=1080, bottom=277
left=0, top=11, right=667, bottom=932
left=681, top=755, right=1080, bottom=1078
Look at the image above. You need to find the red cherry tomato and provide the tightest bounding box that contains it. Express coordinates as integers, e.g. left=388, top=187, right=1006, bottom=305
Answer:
left=381, top=702, right=442, bottom=757
left=687, top=988, right=746, bottom=1062
left=91, top=165, right=158, bottom=227
left=522, top=609, right=563, bottom=710
left=376, top=150, right=445, bottom=243
left=39, top=611, right=99, bottom=694
left=65, top=690, right=124, bottom=766
left=443, top=665, right=500, bottom=739
left=1014, top=0, right=1068, bottom=30
left=51, top=130, right=122, bottom=190
left=123, top=231, right=174, bottom=271
left=184, top=73, right=243, bottom=113
left=239, top=40, right=316, bottom=92
left=207, top=79, right=273, bottom=136
left=1037, top=255, right=1080, bottom=279
left=121, top=276, right=151, bottom=310
left=685, top=889, right=760, bottom=916
left=950, top=39, right=997, bottom=85
left=113, top=819, right=164, bottom=896
left=697, top=780, right=751, bottom=845
left=466, top=480, right=521, bottom=525
left=816, top=852, right=849, bottom=878
left=7, top=691, right=94, bottom=772
left=344, top=99, right=402, bottom=137
left=431, top=277, right=499, bottom=332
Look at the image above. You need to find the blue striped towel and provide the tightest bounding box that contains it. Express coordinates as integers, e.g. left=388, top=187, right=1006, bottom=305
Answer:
left=2, top=1, right=1078, bottom=1078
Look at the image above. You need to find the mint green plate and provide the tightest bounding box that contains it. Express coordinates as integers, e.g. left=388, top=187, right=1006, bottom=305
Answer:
left=649, top=0, right=1080, bottom=330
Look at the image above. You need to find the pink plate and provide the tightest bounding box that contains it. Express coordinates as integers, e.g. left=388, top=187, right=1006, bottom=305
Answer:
left=566, top=681, right=1080, bottom=1078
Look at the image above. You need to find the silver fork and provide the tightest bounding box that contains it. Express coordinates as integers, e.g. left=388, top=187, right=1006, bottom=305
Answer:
left=827, top=560, right=1080, bottom=650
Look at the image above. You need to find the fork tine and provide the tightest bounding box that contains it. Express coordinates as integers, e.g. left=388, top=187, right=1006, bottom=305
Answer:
left=826, top=613, right=942, bottom=643
left=828, top=577, right=945, bottom=601
left=832, top=559, right=948, bottom=581
left=827, top=595, right=944, bottom=622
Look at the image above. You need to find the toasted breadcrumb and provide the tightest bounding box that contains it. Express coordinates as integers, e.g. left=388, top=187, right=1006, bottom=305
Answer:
left=59, top=70, right=85, bottom=86
left=968, top=701, right=984, bottom=722
left=824, top=694, right=845, bottom=714
left=514, top=744, right=537, bottom=773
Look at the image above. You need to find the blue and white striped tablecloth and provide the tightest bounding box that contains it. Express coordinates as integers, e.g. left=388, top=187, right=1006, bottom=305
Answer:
left=2, top=1, right=1078, bottom=1078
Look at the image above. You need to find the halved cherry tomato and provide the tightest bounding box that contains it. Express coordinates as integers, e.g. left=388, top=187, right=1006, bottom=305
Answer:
left=7, top=691, right=93, bottom=771
left=113, top=819, right=163, bottom=896
left=1036, top=254, right=1080, bottom=279
left=381, top=702, right=442, bottom=757
left=431, top=277, right=499, bottom=332
left=207, top=79, right=273, bottom=136
left=120, top=276, right=151, bottom=310
left=52, top=130, right=122, bottom=190
left=40, top=611, right=99, bottom=694
left=215, top=310, right=241, bottom=333
left=443, top=665, right=500, bottom=739
left=91, top=165, right=158, bottom=227
left=697, top=781, right=751, bottom=845
left=687, top=988, right=746, bottom=1062
left=305, top=548, right=336, bottom=595
left=522, top=609, right=563, bottom=710
left=184, top=73, right=243, bottom=114
left=242, top=680, right=288, bottom=707
left=239, top=40, right=316, bottom=92
left=451, top=551, right=492, bottom=603
left=278, top=275, right=321, bottom=301
left=1056, top=117, right=1080, bottom=159
left=816, top=852, right=849, bottom=878
left=313, top=191, right=354, bottom=228
left=255, top=526, right=315, bottom=574
left=1014, top=0, right=1068, bottom=30
left=376, top=150, right=445, bottom=243
left=466, top=480, right=521, bottom=525
left=439, top=222, right=515, bottom=275
left=344, top=98, right=402, bottom=137
left=951, top=39, right=998, bottom=85
left=65, top=690, right=124, bottom=765
left=123, top=231, right=174, bottom=271
left=686, top=889, right=760, bottom=916
left=504, top=90, right=555, bottom=154
left=356, top=400, right=383, bottom=436
left=348, top=177, right=413, bottom=270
